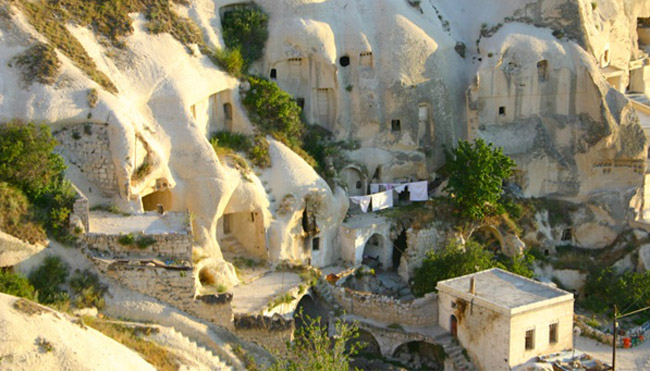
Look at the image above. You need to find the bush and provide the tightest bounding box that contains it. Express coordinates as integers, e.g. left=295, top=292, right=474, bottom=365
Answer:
left=0, top=182, right=46, bottom=244
left=412, top=240, right=496, bottom=297
left=221, top=5, right=269, bottom=70
left=28, top=256, right=69, bottom=305
left=211, top=48, right=244, bottom=76
left=268, top=311, right=362, bottom=371
left=0, top=122, right=76, bottom=240
left=70, top=269, right=107, bottom=309
left=0, top=270, right=36, bottom=300
left=135, top=235, right=156, bottom=249
left=243, top=77, right=304, bottom=139
left=582, top=268, right=650, bottom=315
left=444, top=139, right=516, bottom=220
left=12, top=42, right=61, bottom=85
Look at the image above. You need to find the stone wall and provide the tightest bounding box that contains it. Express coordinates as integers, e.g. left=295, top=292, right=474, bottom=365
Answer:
left=82, top=233, right=192, bottom=261
left=317, top=274, right=438, bottom=327
left=54, top=123, right=119, bottom=196
left=95, top=259, right=234, bottom=329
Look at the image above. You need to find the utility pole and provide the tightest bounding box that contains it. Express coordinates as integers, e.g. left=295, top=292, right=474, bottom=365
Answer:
left=612, top=305, right=617, bottom=371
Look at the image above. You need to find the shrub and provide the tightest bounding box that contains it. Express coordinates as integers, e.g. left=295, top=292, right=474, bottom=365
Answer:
left=0, top=182, right=46, bottom=244
left=210, top=131, right=252, bottom=154
left=412, top=240, right=496, bottom=297
left=221, top=5, right=269, bottom=70
left=118, top=233, right=135, bottom=246
left=28, top=256, right=69, bottom=305
left=132, top=161, right=152, bottom=182
left=0, top=122, right=75, bottom=240
left=0, top=270, right=36, bottom=300
left=582, top=268, right=650, bottom=315
left=211, top=48, right=244, bottom=76
left=268, top=311, right=362, bottom=370
left=242, top=77, right=304, bottom=139
left=443, top=139, right=516, bottom=220
left=145, top=0, right=204, bottom=46
left=135, top=235, right=156, bottom=249
left=12, top=42, right=61, bottom=85
left=69, top=269, right=107, bottom=309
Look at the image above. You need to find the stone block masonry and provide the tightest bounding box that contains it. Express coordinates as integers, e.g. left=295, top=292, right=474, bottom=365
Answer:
left=54, top=123, right=119, bottom=197
left=234, top=314, right=294, bottom=354
left=82, top=233, right=193, bottom=261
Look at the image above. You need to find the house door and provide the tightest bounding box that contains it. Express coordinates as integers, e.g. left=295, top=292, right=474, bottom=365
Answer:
left=451, top=315, right=458, bottom=338
left=223, top=214, right=232, bottom=234
left=317, top=89, right=330, bottom=127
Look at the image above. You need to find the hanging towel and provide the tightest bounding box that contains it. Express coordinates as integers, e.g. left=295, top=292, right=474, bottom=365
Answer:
left=371, top=190, right=393, bottom=211
left=408, top=181, right=428, bottom=201
left=370, top=183, right=380, bottom=194
left=392, top=184, right=407, bottom=193
left=350, top=196, right=371, bottom=213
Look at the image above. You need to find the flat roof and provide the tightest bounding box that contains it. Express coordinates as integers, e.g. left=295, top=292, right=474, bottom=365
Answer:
left=88, top=211, right=188, bottom=235
left=437, top=268, right=572, bottom=311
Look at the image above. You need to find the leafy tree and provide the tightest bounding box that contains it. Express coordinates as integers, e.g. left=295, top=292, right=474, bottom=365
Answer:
left=221, top=5, right=269, bottom=70
left=269, top=312, right=362, bottom=371
left=0, top=270, right=36, bottom=300
left=444, top=139, right=516, bottom=220
left=582, top=268, right=650, bottom=314
left=28, top=256, right=69, bottom=305
left=412, top=240, right=496, bottom=297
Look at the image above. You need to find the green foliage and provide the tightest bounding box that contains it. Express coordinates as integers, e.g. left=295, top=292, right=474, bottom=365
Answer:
left=0, top=122, right=76, bottom=240
left=28, top=256, right=69, bottom=305
left=70, top=269, right=107, bottom=309
left=412, top=240, right=534, bottom=297
left=582, top=268, right=650, bottom=315
left=210, top=131, right=271, bottom=169
left=12, top=42, right=61, bottom=85
left=211, top=131, right=252, bottom=154
left=221, top=5, right=269, bottom=70
left=243, top=77, right=304, bottom=139
left=0, top=182, right=46, bottom=244
left=211, top=48, right=245, bottom=76
left=269, top=312, right=362, bottom=371
left=412, top=240, right=495, bottom=297
left=118, top=233, right=135, bottom=246
left=135, top=235, right=156, bottom=249
left=145, top=0, right=203, bottom=46
left=0, top=270, right=36, bottom=300
left=132, top=161, right=152, bottom=182
left=444, top=139, right=516, bottom=220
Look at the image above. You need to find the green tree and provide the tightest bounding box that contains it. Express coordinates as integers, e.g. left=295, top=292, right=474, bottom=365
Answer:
left=221, top=5, right=269, bottom=70
left=444, top=139, right=516, bottom=220
left=269, top=312, right=362, bottom=371
left=0, top=270, right=36, bottom=300
left=412, top=240, right=496, bottom=297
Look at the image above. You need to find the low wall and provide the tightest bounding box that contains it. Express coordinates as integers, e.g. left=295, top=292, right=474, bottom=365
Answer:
left=83, top=233, right=192, bottom=261
left=331, top=286, right=438, bottom=327
left=95, top=259, right=233, bottom=328
left=234, top=314, right=294, bottom=354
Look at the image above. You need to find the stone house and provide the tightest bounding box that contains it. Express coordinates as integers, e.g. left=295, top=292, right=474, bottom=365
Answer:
left=437, top=268, right=574, bottom=371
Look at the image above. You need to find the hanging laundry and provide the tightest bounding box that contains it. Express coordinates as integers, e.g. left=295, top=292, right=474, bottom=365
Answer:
left=350, top=196, right=371, bottom=213
left=370, top=183, right=380, bottom=194
left=392, top=184, right=407, bottom=193
left=408, top=181, right=428, bottom=201
left=371, top=190, right=393, bottom=211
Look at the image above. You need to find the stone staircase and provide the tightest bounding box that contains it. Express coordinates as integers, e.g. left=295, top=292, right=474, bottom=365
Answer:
left=436, top=333, right=478, bottom=371
left=220, top=235, right=244, bottom=254
left=162, top=327, right=233, bottom=370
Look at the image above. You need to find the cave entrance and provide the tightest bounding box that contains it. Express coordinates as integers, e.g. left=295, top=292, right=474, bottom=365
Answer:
left=142, top=190, right=173, bottom=212
left=362, top=234, right=384, bottom=269
left=470, top=226, right=504, bottom=253
left=217, top=209, right=267, bottom=260
left=392, top=230, right=407, bottom=271
left=341, top=167, right=366, bottom=197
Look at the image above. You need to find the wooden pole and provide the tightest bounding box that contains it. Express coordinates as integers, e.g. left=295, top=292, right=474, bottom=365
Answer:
left=612, top=305, right=617, bottom=371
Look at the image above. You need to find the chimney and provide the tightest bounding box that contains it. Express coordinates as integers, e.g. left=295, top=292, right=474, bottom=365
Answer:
left=469, top=277, right=476, bottom=295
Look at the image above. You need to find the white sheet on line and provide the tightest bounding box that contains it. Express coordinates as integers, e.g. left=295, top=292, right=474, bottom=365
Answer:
left=371, top=190, right=393, bottom=211
left=408, top=180, right=428, bottom=201
left=349, top=196, right=371, bottom=213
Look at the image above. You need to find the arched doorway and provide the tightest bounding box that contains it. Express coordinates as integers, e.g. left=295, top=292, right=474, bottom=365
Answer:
left=362, top=234, right=384, bottom=269
left=352, top=329, right=381, bottom=355
left=392, top=230, right=407, bottom=271
left=450, top=314, right=458, bottom=338
left=341, top=167, right=366, bottom=197
left=294, top=295, right=322, bottom=331
left=470, top=225, right=504, bottom=253
left=392, top=341, right=445, bottom=370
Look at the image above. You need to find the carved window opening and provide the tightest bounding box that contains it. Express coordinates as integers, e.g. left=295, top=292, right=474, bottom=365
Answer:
left=549, top=323, right=558, bottom=344
left=312, top=237, right=320, bottom=251
left=561, top=228, right=572, bottom=241
left=339, top=55, right=350, bottom=67
left=391, top=119, right=401, bottom=131
left=270, top=68, right=277, bottom=79
left=296, top=97, right=305, bottom=110
left=498, top=106, right=506, bottom=116
left=525, top=329, right=535, bottom=350
left=356, top=180, right=362, bottom=189
left=537, top=60, right=548, bottom=82
left=223, top=103, right=233, bottom=121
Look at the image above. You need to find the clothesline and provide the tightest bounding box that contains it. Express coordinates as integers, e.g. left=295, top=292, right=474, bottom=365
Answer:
left=349, top=180, right=428, bottom=213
